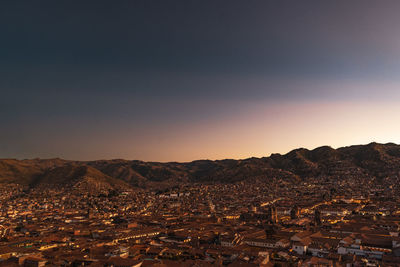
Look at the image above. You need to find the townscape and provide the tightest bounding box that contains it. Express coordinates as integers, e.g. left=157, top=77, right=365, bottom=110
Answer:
left=1, top=170, right=400, bottom=266
left=4, top=0, right=400, bottom=266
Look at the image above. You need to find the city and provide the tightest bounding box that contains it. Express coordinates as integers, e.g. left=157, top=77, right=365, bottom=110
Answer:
left=3, top=1, right=400, bottom=266
left=0, top=168, right=399, bottom=266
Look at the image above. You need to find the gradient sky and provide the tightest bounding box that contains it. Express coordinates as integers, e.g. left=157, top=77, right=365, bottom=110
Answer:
left=2, top=0, right=400, bottom=162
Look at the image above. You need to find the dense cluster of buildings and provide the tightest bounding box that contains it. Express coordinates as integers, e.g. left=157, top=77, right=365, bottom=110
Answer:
left=0, top=174, right=400, bottom=266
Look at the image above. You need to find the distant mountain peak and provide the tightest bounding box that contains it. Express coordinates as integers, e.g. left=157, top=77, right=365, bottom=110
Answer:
left=0, top=142, right=399, bottom=190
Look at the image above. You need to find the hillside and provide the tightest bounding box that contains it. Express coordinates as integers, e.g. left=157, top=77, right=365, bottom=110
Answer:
left=1, top=142, right=400, bottom=190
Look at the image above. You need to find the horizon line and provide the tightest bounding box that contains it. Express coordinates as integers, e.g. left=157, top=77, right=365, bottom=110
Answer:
left=0, top=141, right=397, bottom=164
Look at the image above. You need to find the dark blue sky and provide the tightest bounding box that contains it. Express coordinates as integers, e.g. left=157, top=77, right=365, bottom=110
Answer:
left=2, top=1, right=400, bottom=161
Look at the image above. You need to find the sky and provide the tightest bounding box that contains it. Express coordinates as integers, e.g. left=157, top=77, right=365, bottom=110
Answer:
left=1, top=0, right=400, bottom=162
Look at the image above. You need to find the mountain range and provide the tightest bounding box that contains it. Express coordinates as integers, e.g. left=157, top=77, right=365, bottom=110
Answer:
left=1, top=142, right=400, bottom=192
